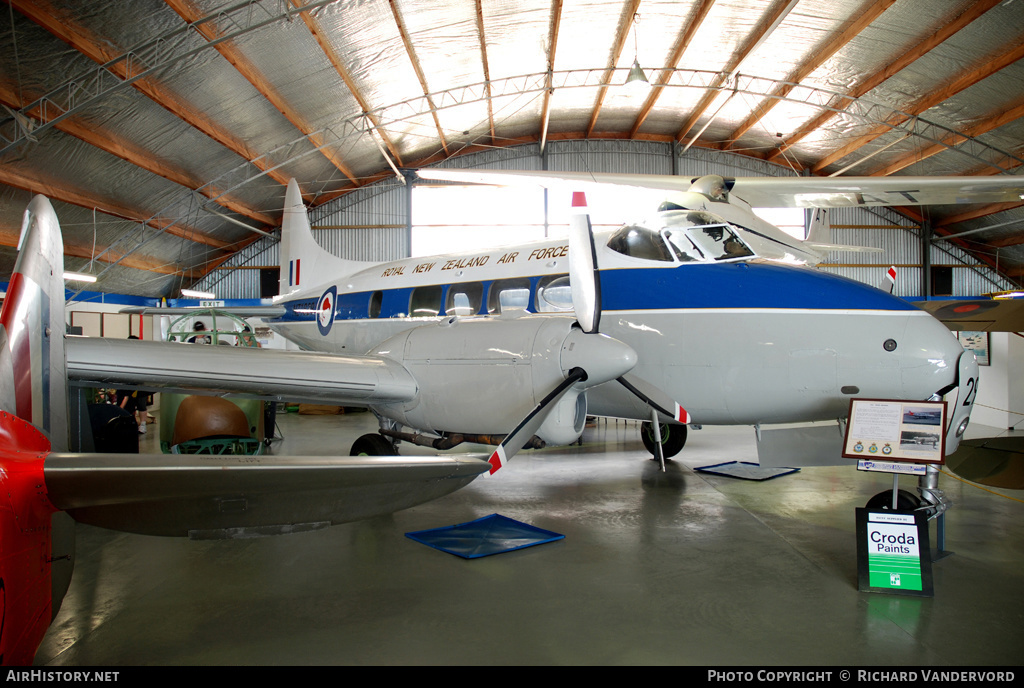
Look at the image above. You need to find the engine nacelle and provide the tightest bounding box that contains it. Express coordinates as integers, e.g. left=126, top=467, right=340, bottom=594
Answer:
left=371, top=316, right=588, bottom=444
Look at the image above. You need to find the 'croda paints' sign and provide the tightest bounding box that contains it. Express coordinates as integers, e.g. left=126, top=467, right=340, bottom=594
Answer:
left=856, top=509, right=933, bottom=597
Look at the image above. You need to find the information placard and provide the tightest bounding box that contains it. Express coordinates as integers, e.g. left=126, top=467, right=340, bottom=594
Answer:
left=843, top=399, right=946, bottom=464
left=856, top=509, right=933, bottom=597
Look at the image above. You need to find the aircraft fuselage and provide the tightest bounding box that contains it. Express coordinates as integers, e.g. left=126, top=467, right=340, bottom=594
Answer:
left=268, top=231, right=965, bottom=432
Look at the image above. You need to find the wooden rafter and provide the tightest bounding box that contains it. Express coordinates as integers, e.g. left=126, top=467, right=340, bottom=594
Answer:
left=539, top=0, right=563, bottom=154
left=388, top=0, right=450, bottom=157
left=721, top=0, right=898, bottom=151
left=8, top=0, right=294, bottom=190
left=0, top=84, right=276, bottom=228
left=0, top=224, right=200, bottom=278
left=811, top=41, right=1024, bottom=173
left=289, top=0, right=403, bottom=166
left=475, top=0, right=496, bottom=145
left=0, top=166, right=232, bottom=252
left=630, top=0, right=717, bottom=139
left=585, top=0, right=642, bottom=139
left=765, top=0, right=1002, bottom=163
left=868, top=99, right=1024, bottom=177
left=673, top=0, right=795, bottom=144
left=164, top=0, right=360, bottom=186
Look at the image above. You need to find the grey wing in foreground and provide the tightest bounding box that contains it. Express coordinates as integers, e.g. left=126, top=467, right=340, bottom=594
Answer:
left=65, top=336, right=419, bottom=406
left=44, top=452, right=490, bottom=538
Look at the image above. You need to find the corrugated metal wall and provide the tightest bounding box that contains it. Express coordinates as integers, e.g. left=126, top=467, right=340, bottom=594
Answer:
left=196, top=141, right=1013, bottom=298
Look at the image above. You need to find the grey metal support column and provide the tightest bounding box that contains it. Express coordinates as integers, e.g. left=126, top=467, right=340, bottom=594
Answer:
left=922, top=220, right=932, bottom=299
left=542, top=144, right=550, bottom=238
left=402, top=169, right=415, bottom=258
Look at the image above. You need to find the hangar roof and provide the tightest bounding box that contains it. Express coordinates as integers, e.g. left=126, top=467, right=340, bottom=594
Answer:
left=1, top=0, right=1022, bottom=296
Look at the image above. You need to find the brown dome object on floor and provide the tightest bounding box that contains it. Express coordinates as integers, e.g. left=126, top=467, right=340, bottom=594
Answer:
left=172, top=395, right=251, bottom=445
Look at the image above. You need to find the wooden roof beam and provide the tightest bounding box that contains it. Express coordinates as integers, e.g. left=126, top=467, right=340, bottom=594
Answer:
left=766, top=0, right=1003, bottom=163
left=9, top=0, right=294, bottom=190
left=811, top=40, right=1024, bottom=173
left=474, top=0, right=496, bottom=146
left=164, top=0, right=360, bottom=186
left=0, top=83, right=277, bottom=228
left=539, top=0, right=564, bottom=154
left=289, top=0, right=404, bottom=166
left=0, top=166, right=232, bottom=251
left=630, top=0, right=717, bottom=139
left=0, top=224, right=200, bottom=278
left=388, top=0, right=450, bottom=157
left=722, top=0, right=898, bottom=151
left=869, top=99, right=1024, bottom=177
left=673, top=0, right=798, bottom=145
left=585, top=0, right=642, bottom=139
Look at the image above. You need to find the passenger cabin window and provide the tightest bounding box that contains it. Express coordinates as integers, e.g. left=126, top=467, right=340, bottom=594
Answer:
left=536, top=275, right=573, bottom=312
left=488, top=278, right=531, bottom=313
left=409, top=285, right=442, bottom=317
left=445, top=282, right=483, bottom=316
left=606, top=224, right=674, bottom=262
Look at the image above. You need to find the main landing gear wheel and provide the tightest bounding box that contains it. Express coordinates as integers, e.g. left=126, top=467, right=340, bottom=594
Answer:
left=866, top=489, right=922, bottom=511
left=350, top=433, right=395, bottom=456
left=641, top=421, right=687, bottom=459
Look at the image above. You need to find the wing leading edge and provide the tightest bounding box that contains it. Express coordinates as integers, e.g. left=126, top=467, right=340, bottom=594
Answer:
left=65, top=336, right=418, bottom=406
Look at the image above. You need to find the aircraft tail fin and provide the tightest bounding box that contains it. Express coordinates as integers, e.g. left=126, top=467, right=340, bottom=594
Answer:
left=278, top=179, right=371, bottom=297
left=881, top=266, right=897, bottom=294
left=0, top=195, right=69, bottom=451
left=805, top=208, right=829, bottom=243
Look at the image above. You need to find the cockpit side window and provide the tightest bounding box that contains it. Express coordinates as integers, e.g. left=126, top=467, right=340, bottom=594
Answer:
left=689, top=224, right=754, bottom=261
left=606, top=224, right=674, bottom=262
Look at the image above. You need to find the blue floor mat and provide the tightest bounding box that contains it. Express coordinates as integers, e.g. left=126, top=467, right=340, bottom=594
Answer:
left=405, top=514, right=564, bottom=559
left=696, top=461, right=799, bottom=481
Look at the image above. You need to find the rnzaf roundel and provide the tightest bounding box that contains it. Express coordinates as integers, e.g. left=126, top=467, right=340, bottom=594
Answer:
left=317, top=285, right=337, bottom=336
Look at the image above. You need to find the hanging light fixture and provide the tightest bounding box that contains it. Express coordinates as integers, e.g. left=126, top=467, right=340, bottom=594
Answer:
left=181, top=288, right=216, bottom=299
left=624, top=13, right=649, bottom=91
left=63, top=271, right=97, bottom=283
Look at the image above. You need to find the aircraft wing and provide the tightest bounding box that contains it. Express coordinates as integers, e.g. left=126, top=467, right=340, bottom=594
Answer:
left=911, top=299, right=1024, bottom=332
left=417, top=168, right=1024, bottom=208
left=119, top=306, right=286, bottom=317
left=65, top=336, right=418, bottom=406
left=43, top=451, right=489, bottom=538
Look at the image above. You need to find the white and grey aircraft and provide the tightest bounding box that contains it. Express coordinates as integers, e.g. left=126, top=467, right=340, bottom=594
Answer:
left=96, top=170, right=1024, bottom=484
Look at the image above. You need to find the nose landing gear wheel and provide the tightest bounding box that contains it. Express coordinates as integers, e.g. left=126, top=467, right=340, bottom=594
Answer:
left=641, top=421, right=687, bottom=459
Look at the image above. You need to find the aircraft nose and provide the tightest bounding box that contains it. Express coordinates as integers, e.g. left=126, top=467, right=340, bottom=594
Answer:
left=899, top=313, right=963, bottom=398
left=560, top=328, right=637, bottom=386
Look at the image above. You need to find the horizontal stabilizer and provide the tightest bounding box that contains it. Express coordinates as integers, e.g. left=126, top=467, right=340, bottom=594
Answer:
left=912, top=298, right=1024, bottom=332
left=804, top=242, right=884, bottom=253
left=44, top=452, right=490, bottom=538
left=66, top=337, right=418, bottom=406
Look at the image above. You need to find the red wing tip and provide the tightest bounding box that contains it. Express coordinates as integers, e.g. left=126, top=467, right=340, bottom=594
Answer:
left=571, top=191, right=588, bottom=208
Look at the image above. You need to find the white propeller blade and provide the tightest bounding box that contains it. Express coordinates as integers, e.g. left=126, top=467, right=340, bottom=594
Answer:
left=568, top=191, right=601, bottom=334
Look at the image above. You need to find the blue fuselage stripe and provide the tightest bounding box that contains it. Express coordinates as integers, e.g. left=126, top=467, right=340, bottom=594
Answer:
left=271, top=263, right=917, bottom=322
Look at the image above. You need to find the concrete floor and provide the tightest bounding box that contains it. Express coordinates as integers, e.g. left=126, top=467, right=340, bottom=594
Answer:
left=35, top=410, right=1024, bottom=666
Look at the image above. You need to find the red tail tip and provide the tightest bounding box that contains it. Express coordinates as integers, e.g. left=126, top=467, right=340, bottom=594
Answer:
left=571, top=191, right=588, bottom=208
